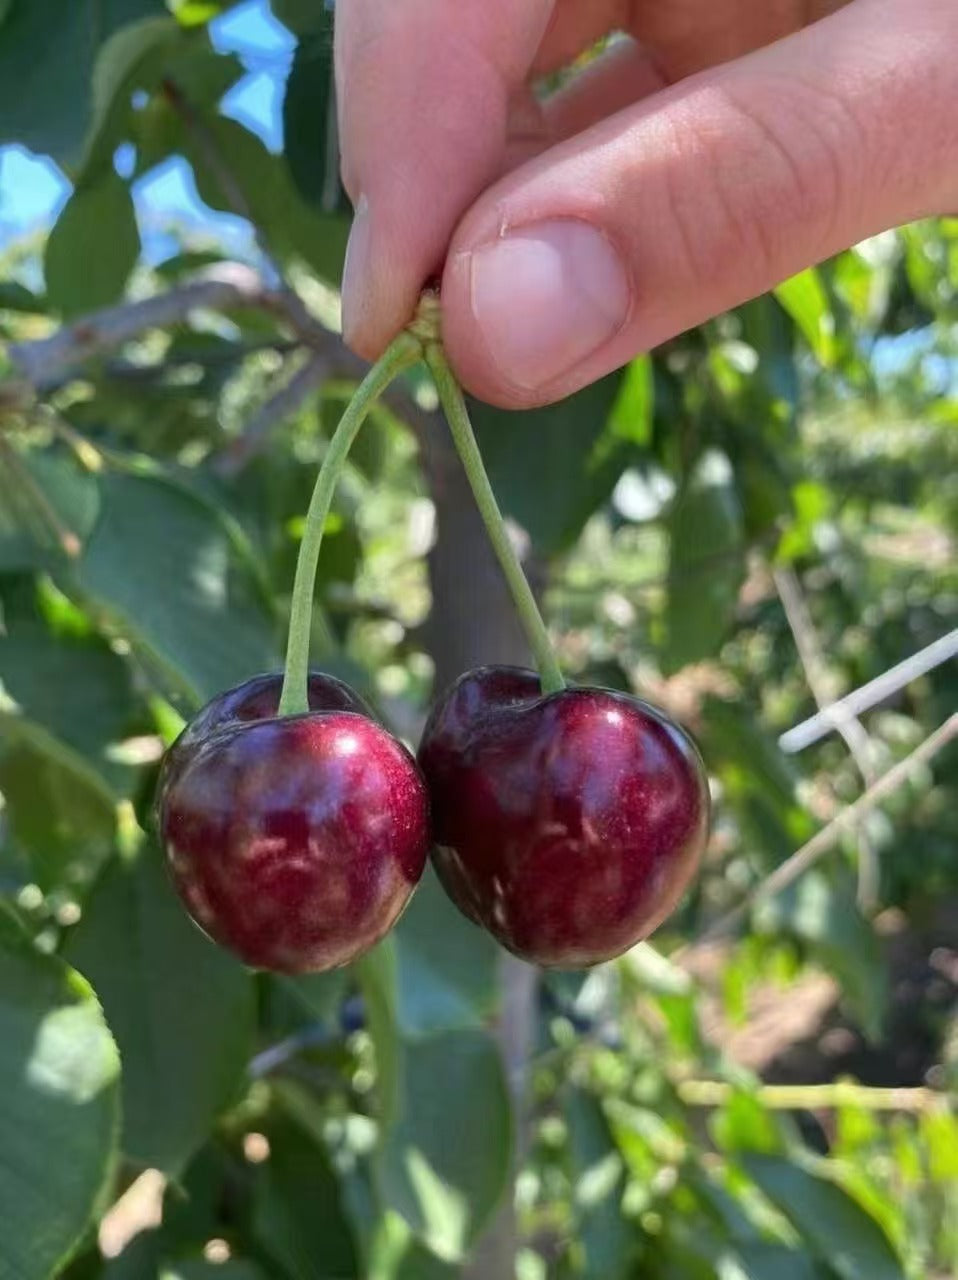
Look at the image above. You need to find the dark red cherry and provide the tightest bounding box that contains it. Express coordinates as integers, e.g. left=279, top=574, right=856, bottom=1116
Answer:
left=418, top=666, right=709, bottom=969
left=156, top=680, right=429, bottom=973
left=159, top=671, right=371, bottom=791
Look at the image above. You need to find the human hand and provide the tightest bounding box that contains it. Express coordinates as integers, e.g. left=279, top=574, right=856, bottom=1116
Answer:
left=335, top=0, right=957, bottom=408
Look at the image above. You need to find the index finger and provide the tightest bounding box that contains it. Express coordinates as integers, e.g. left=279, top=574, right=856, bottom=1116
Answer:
left=335, top=0, right=554, bottom=357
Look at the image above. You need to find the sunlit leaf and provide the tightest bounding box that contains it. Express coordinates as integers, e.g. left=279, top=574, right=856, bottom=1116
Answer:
left=743, top=1155, right=907, bottom=1280
left=775, top=270, right=836, bottom=367
left=64, top=843, right=255, bottom=1175
left=377, top=1031, right=512, bottom=1262
left=0, top=930, right=120, bottom=1280
left=565, top=1090, right=636, bottom=1279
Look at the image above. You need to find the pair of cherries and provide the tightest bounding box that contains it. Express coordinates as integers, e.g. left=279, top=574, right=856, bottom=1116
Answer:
left=156, top=668, right=710, bottom=973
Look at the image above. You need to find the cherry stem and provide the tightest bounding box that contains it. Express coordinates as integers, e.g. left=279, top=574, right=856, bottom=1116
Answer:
left=278, top=331, right=421, bottom=717
left=425, top=341, right=565, bottom=695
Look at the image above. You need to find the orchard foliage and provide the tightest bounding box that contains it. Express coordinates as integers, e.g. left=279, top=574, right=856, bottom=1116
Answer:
left=0, top=3, right=956, bottom=1278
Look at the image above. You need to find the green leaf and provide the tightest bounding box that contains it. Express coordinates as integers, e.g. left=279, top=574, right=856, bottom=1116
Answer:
left=0, top=616, right=138, bottom=788
left=82, top=22, right=243, bottom=180
left=742, top=1155, right=907, bottom=1280
left=0, top=447, right=100, bottom=570
left=608, top=356, right=654, bottom=446
left=166, top=43, right=244, bottom=107
left=921, top=1109, right=958, bottom=1182
left=606, top=1101, right=687, bottom=1173
left=126, top=42, right=241, bottom=179
left=252, top=1109, right=360, bottom=1280
left=654, top=1232, right=726, bottom=1280
left=0, top=280, right=46, bottom=312
left=190, top=116, right=275, bottom=213
left=0, top=604, right=138, bottom=890
left=393, top=1246, right=459, bottom=1280
left=0, top=0, right=165, bottom=164
left=152, top=250, right=229, bottom=281
left=270, top=0, right=328, bottom=34
left=366, top=1212, right=461, bottom=1280
left=272, top=967, right=349, bottom=1027
left=356, top=941, right=402, bottom=1130
left=774, top=270, right=836, bottom=367
left=777, top=480, right=833, bottom=563
left=0, top=735, right=117, bottom=893
left=0, top=932, right=120, bottom=1280
left=725, top=1245, right=831, bottom=1280
left=377, top=1031, right=513, bottom=1262
left=186, top=116, right=350, bottom=284
left=76, top=470, right=278, bottom=708
left=736, top=448, right=795, bottom=541
left=79, top=15, right=179, bottom=178
left=102, top=1230, right=163, bottom=1278
left=709, top=1088, right=788, bottom=1157
left=283, top=27, right=342, bottom=211
left=391, top=868, right=499, bottom=1038
left=665, top=450, right=746, bottom=672
left=565, top=1090, right=635, bottom=1279
left=278, top=200, right=352, bottom=290
left=162, top=1264, right=268, bottom=1280
left=738, top=294, right=800, bottom=414
left=45, top=173, right=140, bottom=318
left=95, top=1237, right=269, bottom=1280
left=831, top=249, right=888, bottom=325
left=162, top=1264, right=267, bottom=1280
left=354, top=874, right=500, bottom=1147
left=754, top=872, right=886, bottom=1041
left=700, top=698, right=814, bottom=868
left=700, top=699, right=799, bottom=823
left=64, top=843, right=256, bottom=1175
left=169, top=0, right=230, bottom=24
left=468, top=371, right=628, bottom=555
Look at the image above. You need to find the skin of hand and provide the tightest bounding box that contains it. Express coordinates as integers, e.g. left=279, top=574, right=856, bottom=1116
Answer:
left=335, top=0, right=958, bottom=409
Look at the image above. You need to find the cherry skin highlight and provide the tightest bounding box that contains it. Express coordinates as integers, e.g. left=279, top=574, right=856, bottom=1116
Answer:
left=418, top=666, right=709, bottom=969
left=155, top=675, right=429, bottom=974
left=158, top=670, right=371, bottom=791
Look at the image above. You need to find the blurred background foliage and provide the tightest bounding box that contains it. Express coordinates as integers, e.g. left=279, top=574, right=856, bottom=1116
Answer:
left=0, top=2, right=955, bottom=1278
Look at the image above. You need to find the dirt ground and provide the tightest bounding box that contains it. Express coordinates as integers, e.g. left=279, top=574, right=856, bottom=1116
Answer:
left=692, top=900, right=958, bottom=1090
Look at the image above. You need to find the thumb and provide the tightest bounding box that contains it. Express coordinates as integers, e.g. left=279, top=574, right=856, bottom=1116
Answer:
left=440, top=0, right=958, bottom=409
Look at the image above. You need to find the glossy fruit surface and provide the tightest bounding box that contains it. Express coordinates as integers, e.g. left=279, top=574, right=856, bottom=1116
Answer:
left=418, top=666, right=709, bottom=968
left=156, top=676, right=428, bottom=973
left=159, top=671, right=371, bottom=790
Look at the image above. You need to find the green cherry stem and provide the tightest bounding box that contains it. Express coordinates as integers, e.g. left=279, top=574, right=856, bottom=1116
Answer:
left=425, top=341, right=565, bottom=695
left=278, top=331, right=421, bottom=717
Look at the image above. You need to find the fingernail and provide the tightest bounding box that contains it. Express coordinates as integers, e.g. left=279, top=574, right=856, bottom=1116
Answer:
left=341, top=195, right=370, bottom=342
left=468, top=219, right=630, bottom=391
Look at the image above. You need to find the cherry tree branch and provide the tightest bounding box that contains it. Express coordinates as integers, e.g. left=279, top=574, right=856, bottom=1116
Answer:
left=7, top=265, right=312, bottom=392
left=7, top=261, right=438, bottom=478
left=97, top=337, right=300, bottom=383
left=6, top=82, right=435, bottom=474
left=773, top=565, right=880, bottom=909
left=780, top=628, right=958, bottom=752
left=213, top=355, right=333, bottom=478
left=676, top=1079, right=945, bottom=1113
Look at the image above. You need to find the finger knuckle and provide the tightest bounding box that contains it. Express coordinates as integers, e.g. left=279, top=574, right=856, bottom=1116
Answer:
left=660, top=81, right=855, bottom=288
